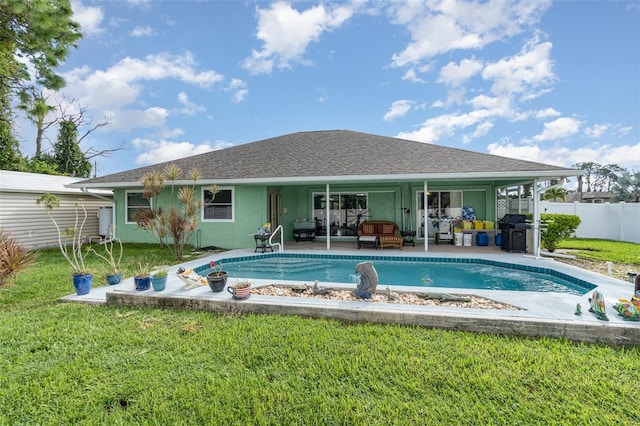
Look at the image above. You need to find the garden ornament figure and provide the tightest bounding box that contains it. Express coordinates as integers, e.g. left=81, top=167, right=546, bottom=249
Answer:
left=352, top=261, right=378, bottom=299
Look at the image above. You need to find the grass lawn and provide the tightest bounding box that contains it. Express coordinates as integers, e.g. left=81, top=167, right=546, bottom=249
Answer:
left=1, top=243, right=638, bottom=424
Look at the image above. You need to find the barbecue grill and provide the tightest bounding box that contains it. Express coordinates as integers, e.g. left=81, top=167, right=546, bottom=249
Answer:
left=497, top=214, right=529, bottom=252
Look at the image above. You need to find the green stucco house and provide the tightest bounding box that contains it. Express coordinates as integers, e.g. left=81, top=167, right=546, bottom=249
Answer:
left=71, top=130, right=580, bottom=253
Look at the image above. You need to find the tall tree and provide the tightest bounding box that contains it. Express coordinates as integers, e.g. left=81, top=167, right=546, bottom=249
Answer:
left=0, top=0, right=82, bottom=159
left=17, top=89, right=56, bottom=156
left=53, top=119, right=91, bottom=177
left=574, top=162, right=625, bottom=192
left=0, top=83, right=24, bottom=170
left=612, top=170, right=640, bottom=203
left=0, top=0, right=82, bottom=91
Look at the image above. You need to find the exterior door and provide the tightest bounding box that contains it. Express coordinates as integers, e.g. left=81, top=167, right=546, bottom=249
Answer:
left=268, top=190, right=281, bottom=230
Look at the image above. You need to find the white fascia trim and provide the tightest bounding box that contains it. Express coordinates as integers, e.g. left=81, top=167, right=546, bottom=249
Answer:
left=70, top=169, right=581, bottom=188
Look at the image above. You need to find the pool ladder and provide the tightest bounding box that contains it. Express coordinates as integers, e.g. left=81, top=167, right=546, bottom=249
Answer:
left=269, top=225, right=284, bottom=252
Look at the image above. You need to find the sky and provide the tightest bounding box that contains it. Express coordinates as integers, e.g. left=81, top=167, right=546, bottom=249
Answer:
left=14, top=0, right=640, bottom=180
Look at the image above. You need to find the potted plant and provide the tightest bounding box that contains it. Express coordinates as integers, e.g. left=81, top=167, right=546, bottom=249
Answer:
left=227, top=281, right=251, bottom=299
left=88, top=234, right=123, bottom=285
left=206, top=260, right=228, bottom=292
left=150, top=268, right=168, bottom=292
left=36, top=194, right=93, bottom=295
left=133, top=262, right=152, bottom=291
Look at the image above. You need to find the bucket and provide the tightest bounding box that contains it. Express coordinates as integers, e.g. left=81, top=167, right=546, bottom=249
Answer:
left=476, top=231, right=488, bottom=246
left=495, top=233, right=502, bottom=247
left=454, top=232, right=463, bottom=246
left=463, top=233, right=472, bottom=247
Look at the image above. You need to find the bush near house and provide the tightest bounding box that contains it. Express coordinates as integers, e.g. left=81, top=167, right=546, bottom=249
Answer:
left=0, top=229, right=39, bottom=287
left=540, top=213, right=581, bottom=252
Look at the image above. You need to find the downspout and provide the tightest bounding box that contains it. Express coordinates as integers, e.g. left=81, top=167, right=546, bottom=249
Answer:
left=325, top=183, right=330, bottom=251
left=424, top=181, right=429, bottom=253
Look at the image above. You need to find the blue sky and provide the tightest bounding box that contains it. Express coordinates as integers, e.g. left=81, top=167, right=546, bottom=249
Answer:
left=16, top=0, right=640, bottom=179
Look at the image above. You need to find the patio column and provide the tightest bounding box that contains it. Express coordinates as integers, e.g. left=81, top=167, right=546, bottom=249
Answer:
left=532, top=179, right=540, bottom=257
left=326, top=183, right=330, bottom=251
left=424, top=181, right=429, bottom=253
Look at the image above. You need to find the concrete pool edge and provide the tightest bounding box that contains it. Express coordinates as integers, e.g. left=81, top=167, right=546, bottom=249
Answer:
left=61, top=248, right=640, bottom=346
left=100, top=288, right=640, bottom=346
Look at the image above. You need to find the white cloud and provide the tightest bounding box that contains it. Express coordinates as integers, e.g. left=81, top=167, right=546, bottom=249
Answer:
left=384, top=100, right=414, bottom=121
left=130, top=26, right=155, bottom=37
left=243, top=1, right=354, bottom=74
left=401, top=68, right=425, bottom=83
left=226, top=79, right=248, bottom=103
left=482, top=37, right=555, bottom=97
left=583, top=124, right=609, bottom=139
left=389, top=0, right=551, bottom=66
left=108, top=107, right=169, bottom=132
left=176, top=92, right=206, bottom=116
left=438, top=58, right=483, bottom=87
left=487, top=141, right=640, bottom=170
left=462, top=121, right=494, bottom=144
left=60, top=52, right=223, bottom=131
left=133, top=138, right=234, bottom=165
left=535, top=108, right=561, bottom=119
left=532, top=117, right=582, bottom=142
left=71, top=0, right=105, bottom=37
left=398, top=108, right=494, bottom=143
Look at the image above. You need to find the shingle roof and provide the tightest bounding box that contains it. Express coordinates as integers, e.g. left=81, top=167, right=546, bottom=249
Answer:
left=75, top=130, right=578, bottom=187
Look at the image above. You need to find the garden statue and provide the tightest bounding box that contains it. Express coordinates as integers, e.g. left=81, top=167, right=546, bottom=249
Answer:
left=588, top=290, right=609, bottom=321
left=352, top=261, right=378, bottom=299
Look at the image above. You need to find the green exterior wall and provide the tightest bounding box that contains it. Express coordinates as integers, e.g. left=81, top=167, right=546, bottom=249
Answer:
left=114, top=181, right=499, bottom=249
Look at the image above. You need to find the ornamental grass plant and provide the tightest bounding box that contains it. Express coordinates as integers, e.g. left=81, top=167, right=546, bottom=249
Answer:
left=0, top=242, right=638, bottom=424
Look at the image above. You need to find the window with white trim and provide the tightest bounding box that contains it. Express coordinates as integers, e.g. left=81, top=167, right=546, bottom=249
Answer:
left=126, top=191, right=151, bottom=224
left=203, top=187, right=234, bottom=221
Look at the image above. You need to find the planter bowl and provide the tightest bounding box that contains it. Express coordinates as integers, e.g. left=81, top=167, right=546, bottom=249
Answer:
left=134, top=276, right=151, bottom=291
left=227, top=283, right=251, bottom=299
left=106, top=273, right=122, bottom=285
left=151, top=274, right=167, bottom=291
left=73, top=273, right=93, bottom=295
left=207, top=271, right=228, bottom=292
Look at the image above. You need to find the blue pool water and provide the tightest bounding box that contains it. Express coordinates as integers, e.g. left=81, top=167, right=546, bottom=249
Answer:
left=195, top=254, right=596, bottom=295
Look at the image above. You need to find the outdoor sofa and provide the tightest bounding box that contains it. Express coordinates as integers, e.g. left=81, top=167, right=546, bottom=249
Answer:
left=356, top=220, right=403, bottom=250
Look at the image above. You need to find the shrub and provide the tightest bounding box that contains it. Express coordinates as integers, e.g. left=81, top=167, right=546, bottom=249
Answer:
left=540, top=213, right=581, bottom=252
left=0, top=229, right=39, bottom=287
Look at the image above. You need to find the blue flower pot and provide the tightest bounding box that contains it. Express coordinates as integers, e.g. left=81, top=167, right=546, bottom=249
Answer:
left=151, top=274, right=167, bottom=292
left=106, top=273, right=122, bottom=285
left=73, top=273, right=93, bottom=295
left=134, top=276, right=151, bottom=291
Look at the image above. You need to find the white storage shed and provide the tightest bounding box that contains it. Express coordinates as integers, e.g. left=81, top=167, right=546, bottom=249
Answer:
left=0, top=170, right=113, bottom=249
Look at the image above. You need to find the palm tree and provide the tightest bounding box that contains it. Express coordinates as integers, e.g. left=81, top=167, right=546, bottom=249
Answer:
left=542, top=187, right=567, bottom=202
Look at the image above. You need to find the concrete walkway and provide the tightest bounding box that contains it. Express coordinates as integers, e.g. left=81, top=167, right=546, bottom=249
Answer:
left=62, top=245, right=640, bottom=346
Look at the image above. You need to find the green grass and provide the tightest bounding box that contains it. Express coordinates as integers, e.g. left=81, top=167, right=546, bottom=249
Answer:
left=1, top=244, right=639, bottom=424
left=557, top=238, right=640, bottom=265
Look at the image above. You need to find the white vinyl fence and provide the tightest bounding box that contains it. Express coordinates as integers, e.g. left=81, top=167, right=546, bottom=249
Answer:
left=541, top=201, right=640, bottom=244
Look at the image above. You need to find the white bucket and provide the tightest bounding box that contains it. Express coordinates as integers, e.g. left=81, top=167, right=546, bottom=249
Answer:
left=463, top=233, right=472, bottom=247
left=454, top=232, right=463, bottom=246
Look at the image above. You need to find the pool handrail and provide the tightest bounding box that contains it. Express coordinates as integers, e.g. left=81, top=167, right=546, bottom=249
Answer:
left=269, top=225, right=284, bottom=252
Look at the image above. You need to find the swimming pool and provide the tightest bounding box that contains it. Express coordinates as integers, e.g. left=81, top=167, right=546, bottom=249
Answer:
left=194, top=253, right=596, bottom=295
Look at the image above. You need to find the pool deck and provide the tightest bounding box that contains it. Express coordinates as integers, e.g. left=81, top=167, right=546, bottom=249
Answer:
left=61, top=241, right=640, bottom=346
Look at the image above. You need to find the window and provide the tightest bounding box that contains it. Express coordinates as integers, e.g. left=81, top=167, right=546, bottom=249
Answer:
left=126, top=191, right=151, bottom=224
left=203, top=187, right=234, bottom=221
left=312, top=192, right=368, bottom=237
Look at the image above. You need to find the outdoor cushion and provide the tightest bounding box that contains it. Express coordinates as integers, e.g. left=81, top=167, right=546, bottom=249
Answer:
left=362, top=224, right=375, bottom=234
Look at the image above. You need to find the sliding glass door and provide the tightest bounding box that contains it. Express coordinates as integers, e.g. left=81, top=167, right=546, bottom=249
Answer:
left=416, top=191, right=462, bottom=238
left=312, top=192, right=368, bottom=237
